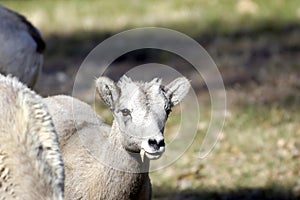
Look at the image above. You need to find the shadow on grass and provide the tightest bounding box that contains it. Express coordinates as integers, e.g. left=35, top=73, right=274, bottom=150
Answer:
left=43, top=20, right=300, bottom=74
left=42, top=20, right=300, bottom=71
left=38, top=20, right=300, bottom=105
left=153, top=185, right=299, bottom=200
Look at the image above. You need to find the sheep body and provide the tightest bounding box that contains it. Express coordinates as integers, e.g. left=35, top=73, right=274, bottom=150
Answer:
left=44, top=95, right=151, bottom=200
left=0, top=74, right=64, bottom=200
left=0, top=5, right=45, bottom=87
left=44, top=76, right=189, bottom=200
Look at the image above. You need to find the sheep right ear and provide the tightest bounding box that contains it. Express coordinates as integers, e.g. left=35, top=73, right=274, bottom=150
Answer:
left=165, top=77, right=190, bottom=107
left=96, top=77, right=120, bottom=110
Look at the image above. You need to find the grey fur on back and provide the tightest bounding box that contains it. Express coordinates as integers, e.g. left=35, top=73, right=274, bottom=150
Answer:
left=0, top=5, right=45, bottom=87
left=0, top=74, right=64, bottom=200
left=44, top=75, right=190, bottom=200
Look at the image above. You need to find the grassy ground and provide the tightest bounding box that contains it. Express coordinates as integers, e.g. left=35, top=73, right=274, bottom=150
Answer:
left=1, top=0, right=300, bottom=199
left=151, top=103, right=300, bottom=199
left=2, top=0, right=300, bottom=35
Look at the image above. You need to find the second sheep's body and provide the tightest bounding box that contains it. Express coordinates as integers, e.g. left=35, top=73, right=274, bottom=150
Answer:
left=0, top=74, right=64, bottom=200
left=0, top=5, right=45, bottom=87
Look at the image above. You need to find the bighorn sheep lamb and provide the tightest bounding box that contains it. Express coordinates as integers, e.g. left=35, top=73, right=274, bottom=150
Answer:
left=0, top=74, right=64, bottom=199
left=44, top=75, right=190, bottom=200
left=0, top=5, right=45, bottom=87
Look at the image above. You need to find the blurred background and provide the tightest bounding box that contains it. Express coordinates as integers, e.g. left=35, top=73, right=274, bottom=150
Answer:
left=1, top=0, right=299, bottom=199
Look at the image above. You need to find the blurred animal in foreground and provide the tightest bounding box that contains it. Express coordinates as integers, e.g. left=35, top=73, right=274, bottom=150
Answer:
left=0, top=5, right=45, bottom=87
left=44, top=75, right=190, bottom=200
left=0, top=74, right=64, bottom=199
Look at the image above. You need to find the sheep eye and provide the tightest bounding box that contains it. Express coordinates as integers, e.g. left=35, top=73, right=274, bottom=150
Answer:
left=121, top=109, right=131, bottom=116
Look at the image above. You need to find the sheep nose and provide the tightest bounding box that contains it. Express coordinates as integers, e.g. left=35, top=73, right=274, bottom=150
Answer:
left=148, top=138, right=165, bottom=151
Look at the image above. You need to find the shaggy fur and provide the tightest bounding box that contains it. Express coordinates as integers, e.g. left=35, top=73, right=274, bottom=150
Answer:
left=0, top=74, right=64, bottom=200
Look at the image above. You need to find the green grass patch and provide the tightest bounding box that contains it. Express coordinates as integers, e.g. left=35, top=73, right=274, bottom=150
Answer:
left=1, top=0, right=300, bottom=36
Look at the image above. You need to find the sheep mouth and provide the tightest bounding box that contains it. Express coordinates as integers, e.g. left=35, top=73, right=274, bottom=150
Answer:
left=140, top=148, right=164, bottom=162
left=145, top=151, right=163, bottom=159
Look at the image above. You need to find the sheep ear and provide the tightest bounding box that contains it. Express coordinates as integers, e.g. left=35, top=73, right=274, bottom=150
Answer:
left=96, top=76, right=120, bottom=110
left=165, top=77, right=190, bottom=107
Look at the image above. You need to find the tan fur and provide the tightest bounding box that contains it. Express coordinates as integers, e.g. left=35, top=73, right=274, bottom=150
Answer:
left=44, top=95, right=151, bottom=200
left=0, top=74, right=64, bottom=200
left=44, top=76, right=190, bottom=200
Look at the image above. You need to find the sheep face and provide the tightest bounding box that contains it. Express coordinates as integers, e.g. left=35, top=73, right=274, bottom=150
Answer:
left=96, top=75, right=190, bottom=161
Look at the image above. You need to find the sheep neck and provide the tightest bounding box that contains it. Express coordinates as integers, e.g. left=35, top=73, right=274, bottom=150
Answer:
left=109, top=120, right=150, bottom=173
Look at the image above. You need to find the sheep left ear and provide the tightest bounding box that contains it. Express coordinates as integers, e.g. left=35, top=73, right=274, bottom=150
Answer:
left=165, top=77, right=190, bottom=107
left=96, top=76, right=120, bottom=111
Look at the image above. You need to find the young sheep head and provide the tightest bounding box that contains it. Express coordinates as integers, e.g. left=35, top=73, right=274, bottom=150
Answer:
left=96, top=75, right=190, bottom=161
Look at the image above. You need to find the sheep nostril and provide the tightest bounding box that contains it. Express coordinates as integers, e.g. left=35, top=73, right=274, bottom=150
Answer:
left=158, top=139, right=165, bottom=147
left=148, top=139, right=165, bottom=151
left=148, top=139, right=158, bottom=150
